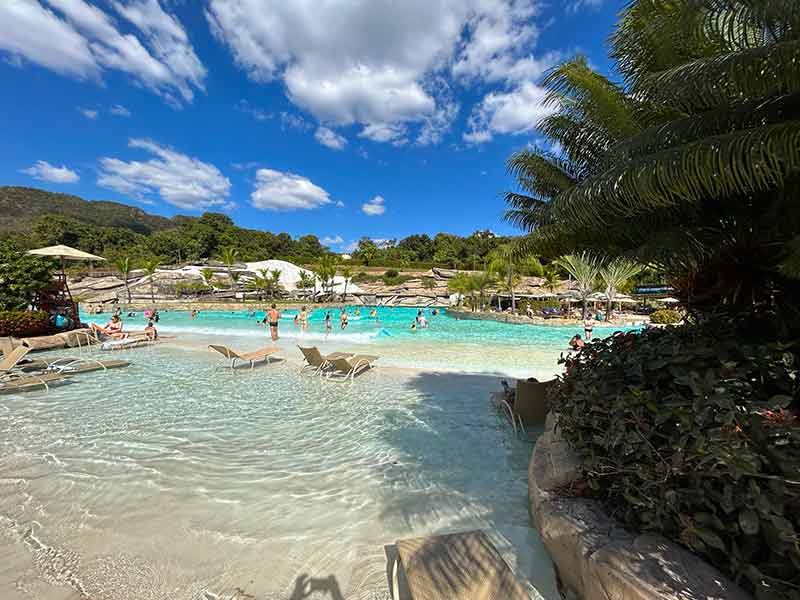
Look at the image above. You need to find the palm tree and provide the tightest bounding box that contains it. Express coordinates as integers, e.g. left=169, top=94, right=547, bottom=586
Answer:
left=201, top=268, right=215, bottom=289
left=219, top=246, right=239, bottom=290
left=269, top=269, right=282, bottom=298
left=247, top=274, right=269, bottom=300
left=505, top=2, right=800, bottom=325
left=599, top=258, right=642, bottom=321
left=113, top=256, right=134, bottom=304
left=297, top=270, right=315, bottom=297
left=470, top=271, right=495, bottom=312
left=141, top=258, right=161, bottom=304
left=556, top=253, right=601, bottom=319
left=542, top=265, right=561, bottom=294
left=447, top=273, right=471, bottom=308
left=316, top=255, right=337, bottom=299
left=488, top=243, right=521, bottom=311
left=339, top=265, right=353, bottom=301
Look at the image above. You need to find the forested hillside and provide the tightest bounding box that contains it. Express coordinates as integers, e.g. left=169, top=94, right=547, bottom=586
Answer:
left=0, top=186, right=517, bottom=268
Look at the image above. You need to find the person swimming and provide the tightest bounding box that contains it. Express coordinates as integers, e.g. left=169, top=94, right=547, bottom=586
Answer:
left=354, top=308, right=360, bottom=316
left=190, top=309, right=197, bottom=319
left=569, top=334, right=585, bottom=350
left=418, top=315, right=428, bottom=329
left=410, top=321, right=417, bottom=332
left=369, top=308, right=377, bottom=319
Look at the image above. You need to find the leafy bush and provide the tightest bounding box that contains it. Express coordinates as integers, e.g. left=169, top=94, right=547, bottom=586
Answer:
left=650, top=308, right=682, bottom=324
left=174, top=282, right=212, bottom=296
left=383, top=269, right=399, bottom=279
left=0, top=310, right=52, bottom=337
left=0, top=243, right=57, bottom=310
left=551, top=319, right=800, bottom=598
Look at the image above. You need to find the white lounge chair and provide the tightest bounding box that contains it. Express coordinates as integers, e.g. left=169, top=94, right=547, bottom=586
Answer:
left=297, top=346, right=354, bottom=374
left=0, top=346, right=31, bottom=377
left=209, top=344, right=281, bottom=368
left=326, top=354, right=378, bottom=381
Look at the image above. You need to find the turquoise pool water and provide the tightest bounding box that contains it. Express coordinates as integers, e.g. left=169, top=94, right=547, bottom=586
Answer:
left=94, top=306, right=633, bottom=379
left=1, top=308, right=633, bottom=599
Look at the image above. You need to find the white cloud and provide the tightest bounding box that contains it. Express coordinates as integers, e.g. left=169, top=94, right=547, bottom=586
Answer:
left=321, top=235, right=344, bottom=246
left=314, top=126, right=347, bottom=150
left=251, top=168, right=332, bottom=211
left=110, top=104, right=131, bottom=117
left=97, top=138, right=231, bottom=210
left=464, top=81, right=553, bottom=143
left=359, top=123, right=407, bottom=144
left=568, top=0, right=603, bottom=12
left=236, top=99, right=272, bottom=122
left=362, top=195, right=386, bottom=216
left=206, top=0, right=552, bottom=144
left=80, top=108, right=98, bottom=119
left=280, top=111, right=312, bottom=131
left=0, top=0, right=205, bottom=105
left=231, top=161, right=259, bottom=171
left=22, top=160, right=79, bottom=183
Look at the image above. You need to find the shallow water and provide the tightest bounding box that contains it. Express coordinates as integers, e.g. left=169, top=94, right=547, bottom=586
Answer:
left=0, top=309, right=630, bottom=599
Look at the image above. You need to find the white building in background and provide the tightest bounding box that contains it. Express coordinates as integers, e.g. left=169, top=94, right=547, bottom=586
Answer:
left=245, top=259, right=362, bottom=296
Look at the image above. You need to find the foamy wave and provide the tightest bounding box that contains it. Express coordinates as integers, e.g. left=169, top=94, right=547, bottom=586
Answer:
left=154, top=324, right=380, bottom=343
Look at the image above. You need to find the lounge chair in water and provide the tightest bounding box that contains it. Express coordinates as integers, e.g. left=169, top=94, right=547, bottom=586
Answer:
left=0, top=346, right=31, bottom=376
left=209, top=344, right=281, bottom=369
left=44, top=357, right=130, bottom=374
left=297, top=346, right=354, bottom=374
left=0, top=371, right=70, bottom=394
left=326, top=354, right=378, bottom=381
left=392, top=530, right=530, bottom=600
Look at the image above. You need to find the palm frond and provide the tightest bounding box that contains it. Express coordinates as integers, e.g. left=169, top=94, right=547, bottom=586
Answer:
left=550, top=121, right=800, bottom=230
left=640, top=39, right=800, bottom=112
left=505, top=148, right=578, bottom=199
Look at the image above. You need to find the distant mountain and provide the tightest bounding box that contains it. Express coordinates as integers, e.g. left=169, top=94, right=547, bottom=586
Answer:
left=0, top=186, right=176, bottom=235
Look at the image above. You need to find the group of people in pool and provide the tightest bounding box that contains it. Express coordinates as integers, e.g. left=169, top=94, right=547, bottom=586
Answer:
left=258, top=305, right=393, bottom=340
left=568, top=318, right=597, bottom=350
left=410, top=308, right=438, bottom=331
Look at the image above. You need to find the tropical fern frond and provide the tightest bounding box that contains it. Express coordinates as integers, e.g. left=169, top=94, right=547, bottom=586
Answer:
left=550, top=121, right=800, bottom=230
left=506, top=149, right=577, bottom=199
left=640, top=39, right=800, bottom=112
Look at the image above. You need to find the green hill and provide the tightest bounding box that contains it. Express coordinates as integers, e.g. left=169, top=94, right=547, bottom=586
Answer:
left=0, top=186, right=175, bottom=235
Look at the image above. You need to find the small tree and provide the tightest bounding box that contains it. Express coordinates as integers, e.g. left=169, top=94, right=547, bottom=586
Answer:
left=599, top=258, right=641, bottom=321
left=269, top=269, right=282, bottom=298
left=297, top=270, right=315, bottom=297
left=0, top=243, right=57, bottom=311
left=141, top=258, right=161, bottom=304
left=114, top=256, right=134, bottom=304
left=556, top=253, right=602, bottom=319
left=339, top=265, right=353, bottom=301
left=201, top=268, right=215, bottom=289
left=219, top=246, right=239, bottom=290
left=448, top=272, right=471, bottom=308
left=488, top=243, right=521, bottom=311
left=470, top=271, right=495, bottom=311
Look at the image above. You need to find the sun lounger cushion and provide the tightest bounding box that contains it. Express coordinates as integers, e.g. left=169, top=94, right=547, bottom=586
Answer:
left=395, top=530, right=529, bottom=600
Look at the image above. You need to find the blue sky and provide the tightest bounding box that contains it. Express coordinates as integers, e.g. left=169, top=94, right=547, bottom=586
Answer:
left=0, top=0, right=622, bottom=253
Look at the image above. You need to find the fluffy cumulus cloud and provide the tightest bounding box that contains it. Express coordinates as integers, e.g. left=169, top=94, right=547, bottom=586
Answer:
left=0, top=0, right=205, bottom=106
left=314, top=126, right=347, bottom=150
left=97, top=138, right=231, bottom=210
left=206, top=0, right=553, bottom=145
left=22, top=160, right=80, bottom=183
left=464, top=80, right=552, bottom=143
left=362, top=195, right=386, bottom=216
left=251, top=168, right=332, bottom=211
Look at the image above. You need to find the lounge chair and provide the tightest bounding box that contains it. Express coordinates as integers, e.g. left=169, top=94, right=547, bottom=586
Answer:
left=392, top=530, right=530, bottom=600
left=0, top=346, right=31, bottom=376
left=44, top=357, right=130, bottom=374
left=209, top=344, right=281, bottom=369
left=326, top=354, right=378, bottom=381
left=297, top=346, right=354, bottom=374
left=0, top=372, right=69, bottom=394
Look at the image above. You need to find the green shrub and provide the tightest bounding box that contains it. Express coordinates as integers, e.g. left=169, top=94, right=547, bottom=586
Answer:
left=650, top=308, right=682, bottom=324
left=0, top=310, right=52, bottom=337
left=383, top=269, right=399, bottom=279
left=550, top=319, right=799, bottom=598
left=174, top=282, right=212, bottom=296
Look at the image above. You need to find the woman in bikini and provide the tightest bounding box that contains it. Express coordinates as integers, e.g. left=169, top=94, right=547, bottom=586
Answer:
left=90, top=314, right=128, bottom=340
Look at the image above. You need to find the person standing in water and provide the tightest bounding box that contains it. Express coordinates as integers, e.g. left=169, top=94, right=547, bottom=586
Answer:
left=262, top=304, right=281, bottom=341
left=340, top=309, right=348, bottom=330
left=299, top=306, right=310, bottom=332
left=325, top=312, right=332, bottom=336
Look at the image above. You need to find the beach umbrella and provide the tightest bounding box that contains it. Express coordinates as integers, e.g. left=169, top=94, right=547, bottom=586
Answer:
left=28, top=245, right=106, bottom=300
left=660, top=297, right=680, bottom=304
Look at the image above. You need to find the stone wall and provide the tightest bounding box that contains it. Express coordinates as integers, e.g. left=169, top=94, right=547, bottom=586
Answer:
left=529, top=414, right=752, bottom=600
